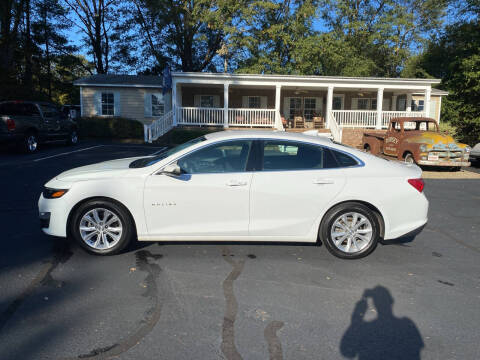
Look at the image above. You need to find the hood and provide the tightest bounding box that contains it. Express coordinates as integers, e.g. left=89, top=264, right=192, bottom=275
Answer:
left=404, top=131, right=468, bottom=151
left=55, top=156, right=147, bottom=182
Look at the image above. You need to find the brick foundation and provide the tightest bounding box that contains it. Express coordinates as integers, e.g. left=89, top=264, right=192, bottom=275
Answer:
left=341, top=128, right=386, bottom=148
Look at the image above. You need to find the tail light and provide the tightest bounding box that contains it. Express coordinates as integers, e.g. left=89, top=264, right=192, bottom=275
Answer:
left=408, top=178, right=424, bottom=193
left=2, top=116, right=15, bottom=131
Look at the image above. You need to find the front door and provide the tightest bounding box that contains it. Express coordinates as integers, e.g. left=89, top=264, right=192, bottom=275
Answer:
left=383, top=121, right=402, bottom=156
left=249, top=140, right=347, bottom=238
left=144, top=140, right=254, bottom=237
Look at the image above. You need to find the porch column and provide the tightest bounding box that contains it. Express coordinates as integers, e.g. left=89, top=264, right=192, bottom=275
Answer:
left=275, top=84, right=282, bottom=129
left=391, top=95, right=397, bottom=111
left=326, top=85, right=334, bottom=129
left=376, top=87, right=384, bottom=129
left=172, top=81, right=177, bottom=125
left=406, top=93, right=412, bottom=112
left=223, top=83, right=229, bottom=128
left=424, top=87, right=431, bottom=118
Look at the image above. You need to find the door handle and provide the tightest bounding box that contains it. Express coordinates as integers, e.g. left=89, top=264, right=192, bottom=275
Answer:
left=313, top=178, right=334, bottom=185
left=226, top=179, right=248, bottom=186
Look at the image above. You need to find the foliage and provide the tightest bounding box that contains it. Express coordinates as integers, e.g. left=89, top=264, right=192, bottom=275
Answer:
left=77, top=117, right=144, bottom=139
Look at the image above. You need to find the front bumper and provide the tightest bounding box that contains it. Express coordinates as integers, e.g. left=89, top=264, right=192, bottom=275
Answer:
left=38, top=194, right=69, bottom=237
left=417, top=160, right=470, bottom=167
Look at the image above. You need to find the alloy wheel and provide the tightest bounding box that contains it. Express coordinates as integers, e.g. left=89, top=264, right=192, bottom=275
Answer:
left=330, top=212, right=373, bottom=253
left=79, top=208, right=123, bottom=250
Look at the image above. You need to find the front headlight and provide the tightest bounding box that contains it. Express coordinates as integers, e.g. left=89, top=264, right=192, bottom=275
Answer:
left=465, top=146, right=471, bottom=153
left=43, top=187, right=69, bottom=199
left=419, top=144, right=427, bottom=152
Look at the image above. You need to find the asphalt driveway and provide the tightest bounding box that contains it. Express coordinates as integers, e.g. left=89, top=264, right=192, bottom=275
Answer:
left=0, top=142, right=479, bottom=360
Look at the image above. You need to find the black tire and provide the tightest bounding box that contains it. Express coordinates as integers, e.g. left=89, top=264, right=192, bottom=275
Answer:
left=66, top=129, right=79, bottom=146
left=70, top=200, right=134, bottom=255
left=23, top=131, right=38, bottom=153
left=320, top=202, right=380, bottom=259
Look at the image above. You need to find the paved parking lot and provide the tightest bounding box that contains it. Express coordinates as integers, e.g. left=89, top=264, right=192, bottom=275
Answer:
left=0, top=142, right=479, bottom=360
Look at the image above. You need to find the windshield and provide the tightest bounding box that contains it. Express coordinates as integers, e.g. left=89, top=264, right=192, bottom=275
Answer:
left=129, top=136, right=207, bottom=168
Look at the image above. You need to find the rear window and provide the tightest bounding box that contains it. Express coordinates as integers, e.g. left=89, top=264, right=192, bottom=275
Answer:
left=330, top=149, right=359, bottom=167
left=0, top=102, right=40, bottom=116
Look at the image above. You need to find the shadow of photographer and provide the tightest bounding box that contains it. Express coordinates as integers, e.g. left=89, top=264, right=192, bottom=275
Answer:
left=340, top=285, right=424, bottom=360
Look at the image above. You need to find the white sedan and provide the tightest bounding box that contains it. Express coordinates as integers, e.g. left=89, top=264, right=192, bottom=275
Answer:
left=38, top=131, right=428, bottom=259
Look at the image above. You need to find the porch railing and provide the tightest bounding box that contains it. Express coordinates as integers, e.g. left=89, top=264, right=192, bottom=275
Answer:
left=144, top=110, right=174, bottom=143
left=228, top=108, right=276, bottom=127
left=381, top=111, right=425, bottom=128
left=328, top=111, right=343, bottom=143
left=333, top=110, right=426, bottom=129
left=178, top=107, right=224, bottom=126
left=332, top=110, right=377, bottom=128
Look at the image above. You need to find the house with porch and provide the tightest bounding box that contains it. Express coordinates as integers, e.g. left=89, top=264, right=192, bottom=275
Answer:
left=75, top=72, right=447, bottom=145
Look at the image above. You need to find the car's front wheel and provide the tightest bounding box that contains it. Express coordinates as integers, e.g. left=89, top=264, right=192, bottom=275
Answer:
left=70, top=200, right=134, bottom=255
left=66, top=129, right=79, bottom=146
left=320, top=202, right=380, bottom=259
left=23, top=132, right=38, bottom=153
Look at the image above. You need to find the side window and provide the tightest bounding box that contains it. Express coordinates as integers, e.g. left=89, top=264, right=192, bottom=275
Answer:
left=330, top=149, right=359, bottom=167
left=177, top=140, right=252, bottom=174
left=101, top=92, right=114, bottom=115
left=25, top=104, right=40, bottom=116
left=262, top=140, right=337, bottom=170
left=40, top=105, right=58, bottom=118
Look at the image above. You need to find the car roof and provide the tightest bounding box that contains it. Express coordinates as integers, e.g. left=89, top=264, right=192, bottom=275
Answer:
left=204, top=130, right=333, bottom=145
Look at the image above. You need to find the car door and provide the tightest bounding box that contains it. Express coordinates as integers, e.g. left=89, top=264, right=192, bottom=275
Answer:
left=143, top=139, right=254, bottom=237
left=383, top=121, right=402, bottom=156
left=39, top=104, right=62, bottom=139
left=249, top=140, right=347, bottom=238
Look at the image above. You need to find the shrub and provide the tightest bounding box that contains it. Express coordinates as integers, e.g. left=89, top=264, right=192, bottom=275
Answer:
left=77, top=117, right=144, bottom=139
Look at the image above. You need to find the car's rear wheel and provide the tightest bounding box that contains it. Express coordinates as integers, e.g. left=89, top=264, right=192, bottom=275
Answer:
left=320, top=202, right=380, bottom=259
left=23, top=132, right=38, bottom=153
left=71, top=200, right=134, bottom=255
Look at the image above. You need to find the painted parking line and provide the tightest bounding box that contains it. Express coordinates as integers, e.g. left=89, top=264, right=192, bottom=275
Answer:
left=33, top=145, right=104, bottom=162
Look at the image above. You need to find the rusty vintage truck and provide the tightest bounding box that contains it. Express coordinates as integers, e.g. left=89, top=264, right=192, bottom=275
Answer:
left=362, top=117, right=471, bottom=167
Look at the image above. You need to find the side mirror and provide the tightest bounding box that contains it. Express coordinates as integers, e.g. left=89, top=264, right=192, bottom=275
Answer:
left=161, top=163, right=182, bottom=176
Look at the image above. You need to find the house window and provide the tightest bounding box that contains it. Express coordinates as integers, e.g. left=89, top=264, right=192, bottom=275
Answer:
left=303, top=98, right=316, bottom=120
left=200, top=95, right=214, bottom=108
left=358, top=99, right=369, bottom=110
left=101, top=92, right=114, bottom=115
left=289, top=98, right=302, bottom=119
left=412, top=100, right=424, bottom=111
left=248, top=96, right=261, bottom=109
left=333, top=96, right=343, bottom=110
left=398, top=98, right=406, bottom=111
left=371, top=99, right=377, bottom=110
left=152, top=94, right=164, bottom=116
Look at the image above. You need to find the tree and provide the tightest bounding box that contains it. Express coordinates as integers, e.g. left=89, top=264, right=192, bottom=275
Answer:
left=233, top=0, right=319, bottom=74
left=117, top=0, right=250, bottom=73
left=63, top=0, right=118, bottom=74
left=319, top=0, right=448, bottom=77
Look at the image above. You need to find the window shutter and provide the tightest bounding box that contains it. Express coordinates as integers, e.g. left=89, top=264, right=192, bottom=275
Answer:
left=194, top=95, right=201, bottom=107
left=94, top=91, right=101, bottom=115
left=429, top=99, right=438, bottom=119
left=382, top=99, right=390, bottom=111
left=213, top=95, right=220, bottom=108
left=260, top=96, right=268, bottom=109
left=113, top=92, right=121, bottom=116
left=351, top=98, right=358, bottom=110
left=283, top=97, right=290, bottom=119
left=242, top=96, right=248, bottom=108
left=144, top=92, right=152, bottom=117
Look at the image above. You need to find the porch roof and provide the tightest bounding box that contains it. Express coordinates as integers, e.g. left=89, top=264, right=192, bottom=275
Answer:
left=172, top=72, right=441, bottom=90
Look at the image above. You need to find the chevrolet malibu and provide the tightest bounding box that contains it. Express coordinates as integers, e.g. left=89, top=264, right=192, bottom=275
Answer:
left=38, top=131, right=428, bottom=259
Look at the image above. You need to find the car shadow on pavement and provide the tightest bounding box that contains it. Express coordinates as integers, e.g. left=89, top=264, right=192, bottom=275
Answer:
left=340, top=285, right=424, bottom=360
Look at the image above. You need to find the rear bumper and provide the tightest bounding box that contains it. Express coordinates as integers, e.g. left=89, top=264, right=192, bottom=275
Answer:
left=417, top=160, right=470, bottom=167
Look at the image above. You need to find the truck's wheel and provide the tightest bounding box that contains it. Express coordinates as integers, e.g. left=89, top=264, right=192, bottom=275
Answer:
left=404, top=152, right=415, bottom=164
left=23, top=132, right=38, bottom=153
